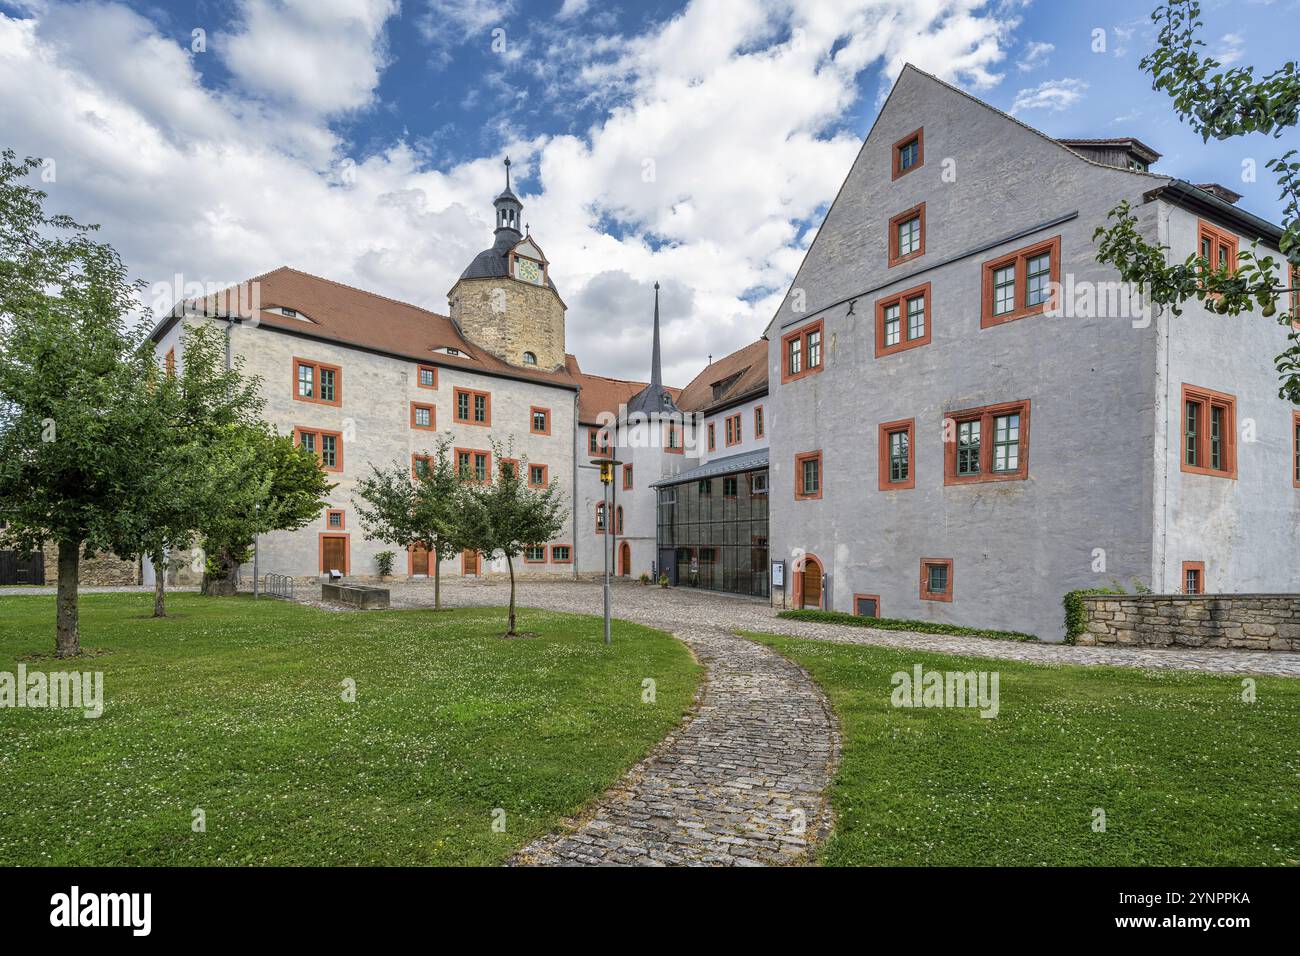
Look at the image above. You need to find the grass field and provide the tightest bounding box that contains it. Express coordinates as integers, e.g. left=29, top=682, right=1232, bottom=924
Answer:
left=749, top=633, right=1300, bottom=866
left=0, top=594, right=700, bottom=866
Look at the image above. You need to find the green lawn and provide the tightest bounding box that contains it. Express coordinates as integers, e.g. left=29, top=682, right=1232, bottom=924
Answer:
left=0, top=594, right=699, bottom=866
left=749, top=633, right=1300, bottom=866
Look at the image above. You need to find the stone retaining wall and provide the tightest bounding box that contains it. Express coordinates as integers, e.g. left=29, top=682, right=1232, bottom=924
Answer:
left=1077, top=594, right=1300, bottom=651
left=41, top=543, right=139, bottom=587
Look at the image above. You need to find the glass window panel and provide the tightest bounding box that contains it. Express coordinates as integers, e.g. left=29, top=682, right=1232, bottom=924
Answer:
left=1025, top=253, right=1051, bottom=307
left=320, top=434, right=337, bottom=468
left=992, top=413, right=1020, bottom=472
left=318, top=367, right=335, bottom=402
left=994, top=265, right=1016, bottom=315
left=1185, top=400, right=1199, bottom=466
left=297, top=364, right=314, bottom=397
left=956, top=420, right=981, bottom=475
left=906, top=295, right=925, bottom=340
left=883, top=304, right=900, bottom=346
left=787, top=337, right=802, bottom=375
left=807, top=330, right=821, bottom=368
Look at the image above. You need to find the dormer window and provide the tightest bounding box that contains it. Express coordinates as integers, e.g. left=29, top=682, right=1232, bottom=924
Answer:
left=446, top=348, right=460, bottom=356
left=523, top=351, right=537, bottom=365
left=281, top=307, right=297, bottom=317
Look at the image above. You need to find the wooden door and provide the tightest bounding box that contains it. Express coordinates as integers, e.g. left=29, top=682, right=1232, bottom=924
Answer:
left=462, top=549, right=480, bottom=576
left=410, top=545, right=429, bottom=576
left=801, top=558, right=822, bottom=609
left=321, top=536, right=348, bottom=575
left=620, top=542, right=631, bottom=576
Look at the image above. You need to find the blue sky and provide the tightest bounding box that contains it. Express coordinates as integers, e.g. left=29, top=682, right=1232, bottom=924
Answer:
left=1, top=0, right=1296, bottom=382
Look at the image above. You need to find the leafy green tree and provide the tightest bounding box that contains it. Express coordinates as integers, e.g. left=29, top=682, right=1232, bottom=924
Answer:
left=0, top=149, right=157, bottom=656
left=352, top=437, right=466, bottom=610
left=458, top=442, right=567, bottom=636
left=1093, top=1, right=1300, bottom=400
left=110, top=321, right=265, bottom=617
left=197, top=423, right=335, bottom=596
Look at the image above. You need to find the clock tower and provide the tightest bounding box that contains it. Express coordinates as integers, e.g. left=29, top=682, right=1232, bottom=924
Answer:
left=448, top=157, right=567, bottom=370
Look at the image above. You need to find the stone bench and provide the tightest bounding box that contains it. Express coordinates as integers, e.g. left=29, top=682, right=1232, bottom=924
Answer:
left=321, top=583, right=390, bottom=609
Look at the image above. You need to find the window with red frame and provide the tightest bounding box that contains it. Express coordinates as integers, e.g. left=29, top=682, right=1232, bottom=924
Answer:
left=293, top=357, right=342, bottom=406
left=725, top=413, right=742, bottom=446
left=707, top=422, right=716, bottom=451
left=981, top=237, right=1060, bottom=327
left=887, top=204, right=925, bottom=267
left=892, top=129, right=923, bottom=180
left=944, top=401, right=1030, bottom=485
left=1181, top=384, right=1236, bottom=478
left=754, top=405, right=764, bottom=438
left=622, top=463, right=633, bottom=490
left=295, top=427, right=343, bottom=472
left=795, top=450, right=822, bottom=500
left=876, top=283, right=931, bottom=357
left=781, top=320, right=823, bottom=383
left=878, top=419, right=915, bottom=490
left=1198, top=220, right=1238, bottom=275
left=453, top=388, right=491, bottom=425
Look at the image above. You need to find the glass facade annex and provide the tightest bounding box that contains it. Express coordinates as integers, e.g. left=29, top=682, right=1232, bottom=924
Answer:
left=656, top=468, right=769, bottom=598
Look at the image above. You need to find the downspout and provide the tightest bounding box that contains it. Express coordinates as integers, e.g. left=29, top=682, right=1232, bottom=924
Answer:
left=572, top=390, right=580, bottom=581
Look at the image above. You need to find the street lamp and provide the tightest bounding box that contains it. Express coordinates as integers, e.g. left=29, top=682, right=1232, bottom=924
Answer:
left=592, top=456, right=621, bottom=645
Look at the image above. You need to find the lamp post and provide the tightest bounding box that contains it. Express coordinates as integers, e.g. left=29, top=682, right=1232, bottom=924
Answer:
left=593, top=457, right=621, bottom=645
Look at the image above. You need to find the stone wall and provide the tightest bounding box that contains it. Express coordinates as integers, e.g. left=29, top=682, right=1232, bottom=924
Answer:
left=41, top=543, right=140, bottom=586
left=1077, top=594, right=1300, bottom=651
left=449, top=276, right=566, bottom=371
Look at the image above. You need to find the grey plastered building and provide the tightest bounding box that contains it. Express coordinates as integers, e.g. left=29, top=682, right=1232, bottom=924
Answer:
left=765, top=65, right=1298, bottom=640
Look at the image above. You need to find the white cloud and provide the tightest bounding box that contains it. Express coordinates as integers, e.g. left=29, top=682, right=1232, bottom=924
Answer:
left=1010, top=77, right=1088, bottom=114
left=1212, top=32, right=1245, bottom=65
left=0, top=0, right=1022, bottom=383
left=220, top=0, right=399, bottom=116
left=1017, top=40, right=1053, bottom=72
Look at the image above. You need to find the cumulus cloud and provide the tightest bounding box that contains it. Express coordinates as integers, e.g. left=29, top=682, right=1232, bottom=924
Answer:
left=0, top=0, right=1023, bottom=382
left=1010, top=77, right=1088, bottom=114
left=220, top=0, right=399, bottom=116
left=1017, top=40, right=1053, bottom=72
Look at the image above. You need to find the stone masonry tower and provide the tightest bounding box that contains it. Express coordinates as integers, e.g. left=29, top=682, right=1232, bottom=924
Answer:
left=448, top=157, right=567, bottom=370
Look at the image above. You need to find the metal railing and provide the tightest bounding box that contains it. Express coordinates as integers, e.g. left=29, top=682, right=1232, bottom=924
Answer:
left=262, top=572, right=295, bottom=600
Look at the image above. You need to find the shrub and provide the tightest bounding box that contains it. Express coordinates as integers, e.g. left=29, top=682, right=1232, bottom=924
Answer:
left=375, top=551, right=396, bottom=577
left=776, top=609, right=1038, bottom=642
left=1061, top=586, right=1126, bottom=645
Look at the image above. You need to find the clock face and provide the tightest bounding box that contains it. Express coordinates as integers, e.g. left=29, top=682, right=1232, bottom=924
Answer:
left=517, top=258, right=542, bottom=284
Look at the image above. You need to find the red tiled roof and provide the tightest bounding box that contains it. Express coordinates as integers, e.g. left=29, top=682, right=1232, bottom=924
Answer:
left=170, top=266, right=579, bottom=390
left=565, top=355, right=681, bottom=424
left=675, top=339, right=768, bottom=414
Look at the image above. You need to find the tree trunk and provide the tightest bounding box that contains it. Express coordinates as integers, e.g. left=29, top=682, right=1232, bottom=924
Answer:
left=506, top=554, right=516, bottom=636
left=152, top=550, right=167, bottom=617
left=55, top=539, right=81, bottom=658
left=433, top=546, right=442, bottom=611
left=201, top=546, right=239, bottom=597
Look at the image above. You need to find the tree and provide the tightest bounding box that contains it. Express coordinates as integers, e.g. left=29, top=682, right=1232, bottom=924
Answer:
left=0, top=149, right=156, bottom=656
left=197, top=423, right=335, bottom=596
left=352, top=437, right=465, bottom=610
left=458, top=443, right=567, bottom=636
left=110, top=321, right=266, bottom=617
left=1093, top=1, right=1300, bottom=400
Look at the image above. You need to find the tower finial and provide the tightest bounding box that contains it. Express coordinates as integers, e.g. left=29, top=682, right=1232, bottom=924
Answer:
left=650, top=281, right=662, bottom=390
left=504, top=155, right=511, bottom=190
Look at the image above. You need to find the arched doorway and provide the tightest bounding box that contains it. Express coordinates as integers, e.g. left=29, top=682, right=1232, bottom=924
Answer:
left=795, top=553, right=824, bottom=609
left=619, top=541, right=631, bottom=576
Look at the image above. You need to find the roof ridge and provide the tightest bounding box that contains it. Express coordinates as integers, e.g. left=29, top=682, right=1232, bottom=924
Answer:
left=900, top=64, right=1168, bottom=181
left=269, top=266, right=454, bottom=321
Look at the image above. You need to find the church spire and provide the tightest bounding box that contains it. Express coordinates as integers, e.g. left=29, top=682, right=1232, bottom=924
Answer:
left=493, top=156, right=522, bottom=244
left=650, top=281, right=662, bottom=389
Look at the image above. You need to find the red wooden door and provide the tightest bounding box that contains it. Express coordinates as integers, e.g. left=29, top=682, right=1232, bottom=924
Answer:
left=801, top=558, right=822, bottom=609
left=462, top=549, right=480, bottom=576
